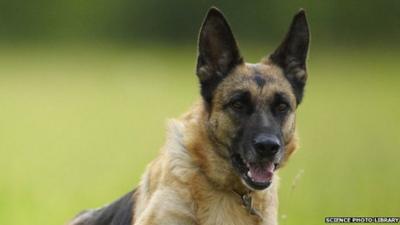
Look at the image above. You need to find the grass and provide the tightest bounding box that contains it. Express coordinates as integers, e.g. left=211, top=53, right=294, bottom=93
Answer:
left=0, top=44, right=399, bottom=225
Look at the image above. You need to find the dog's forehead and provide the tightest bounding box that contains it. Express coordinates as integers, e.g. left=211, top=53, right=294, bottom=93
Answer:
left=245, top=63, right=284, bottom=83
left=225, top=63, right=292, bottom=90
left=214, top=62, right=297, bottom=107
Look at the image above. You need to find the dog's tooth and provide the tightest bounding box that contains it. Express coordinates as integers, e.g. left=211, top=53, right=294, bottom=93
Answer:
left=247, top=170, right=252, bottom=178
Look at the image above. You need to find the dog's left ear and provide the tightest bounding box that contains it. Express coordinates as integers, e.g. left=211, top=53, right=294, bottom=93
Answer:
left=196, top=7, right=243, bottom=103
left=269, top=9, right=310, bottom=105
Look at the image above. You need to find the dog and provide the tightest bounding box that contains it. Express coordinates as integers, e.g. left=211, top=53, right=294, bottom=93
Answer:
left=68, top=7, right=310, bottom=225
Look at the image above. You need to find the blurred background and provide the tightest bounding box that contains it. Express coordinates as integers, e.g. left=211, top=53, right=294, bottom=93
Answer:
left=0, top=1, right=399, bottom=225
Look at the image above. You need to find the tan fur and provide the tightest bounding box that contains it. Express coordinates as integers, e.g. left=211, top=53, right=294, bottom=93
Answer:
left=133, top=61, right=300, bottom=225
left=134, top=108, right=285, bottom=225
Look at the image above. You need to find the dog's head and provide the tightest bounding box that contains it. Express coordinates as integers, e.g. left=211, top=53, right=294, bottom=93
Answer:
left=196, top=8, right=309, bottom=190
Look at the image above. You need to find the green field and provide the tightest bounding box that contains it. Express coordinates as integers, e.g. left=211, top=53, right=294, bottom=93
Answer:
left=0, top=45, right=399, bottom=225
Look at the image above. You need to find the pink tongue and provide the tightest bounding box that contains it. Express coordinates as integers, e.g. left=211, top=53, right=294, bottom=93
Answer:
left=249, top=163, right=274, bottom=183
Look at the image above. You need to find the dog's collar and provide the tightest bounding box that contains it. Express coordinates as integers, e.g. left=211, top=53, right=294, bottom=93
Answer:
left=232, top=190, right=263, bottom=221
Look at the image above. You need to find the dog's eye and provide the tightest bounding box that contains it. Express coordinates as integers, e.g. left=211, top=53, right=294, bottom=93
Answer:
left=231, top=100, right=246, bottom=111
left=275, top=103, right=289, bottom=113
left=226, top=91, right=253, bottom=114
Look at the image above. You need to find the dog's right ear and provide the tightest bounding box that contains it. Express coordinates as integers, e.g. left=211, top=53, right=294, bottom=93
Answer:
left=196, top=7, right=243, bottom=103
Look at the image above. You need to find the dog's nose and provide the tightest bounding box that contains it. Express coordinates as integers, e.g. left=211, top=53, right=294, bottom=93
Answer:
left=253, top=134, right=281, bottom=157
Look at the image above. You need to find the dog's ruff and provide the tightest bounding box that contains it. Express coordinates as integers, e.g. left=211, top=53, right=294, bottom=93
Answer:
left=133, top=111, right=280, bottom=225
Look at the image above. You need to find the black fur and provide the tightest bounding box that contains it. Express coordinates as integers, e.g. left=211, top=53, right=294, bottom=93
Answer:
left=196, top=7, right=243, bottom=104
left=70, top=190, right=136, bottom=225
left=270, top=9, right=310, bottom=105
left=253, top=75, right=266, bottom=88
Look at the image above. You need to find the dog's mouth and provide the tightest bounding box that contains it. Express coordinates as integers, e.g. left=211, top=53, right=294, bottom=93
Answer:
left=232, top=154, right=278, bottom=190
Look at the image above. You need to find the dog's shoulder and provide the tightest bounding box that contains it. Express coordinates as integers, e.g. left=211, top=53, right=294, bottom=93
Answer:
left=68, top=190, right=137, bottom=225
left=164, top=111, right=203, bottom=182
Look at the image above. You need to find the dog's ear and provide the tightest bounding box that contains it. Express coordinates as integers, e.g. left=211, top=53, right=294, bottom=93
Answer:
left=196, top=7, right=243, bottom=103
left=269, top=9, right=310, bottom=105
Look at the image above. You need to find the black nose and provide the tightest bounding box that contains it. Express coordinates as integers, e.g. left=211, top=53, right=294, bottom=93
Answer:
left=253, top=134, right=281, bottom=157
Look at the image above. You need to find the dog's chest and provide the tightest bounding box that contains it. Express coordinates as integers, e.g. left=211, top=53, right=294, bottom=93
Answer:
left=196, top=193, right=264, bottom=225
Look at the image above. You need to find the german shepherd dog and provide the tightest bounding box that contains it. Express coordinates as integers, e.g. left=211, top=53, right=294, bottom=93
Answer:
left=68, top=7, right=310, bottom=225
